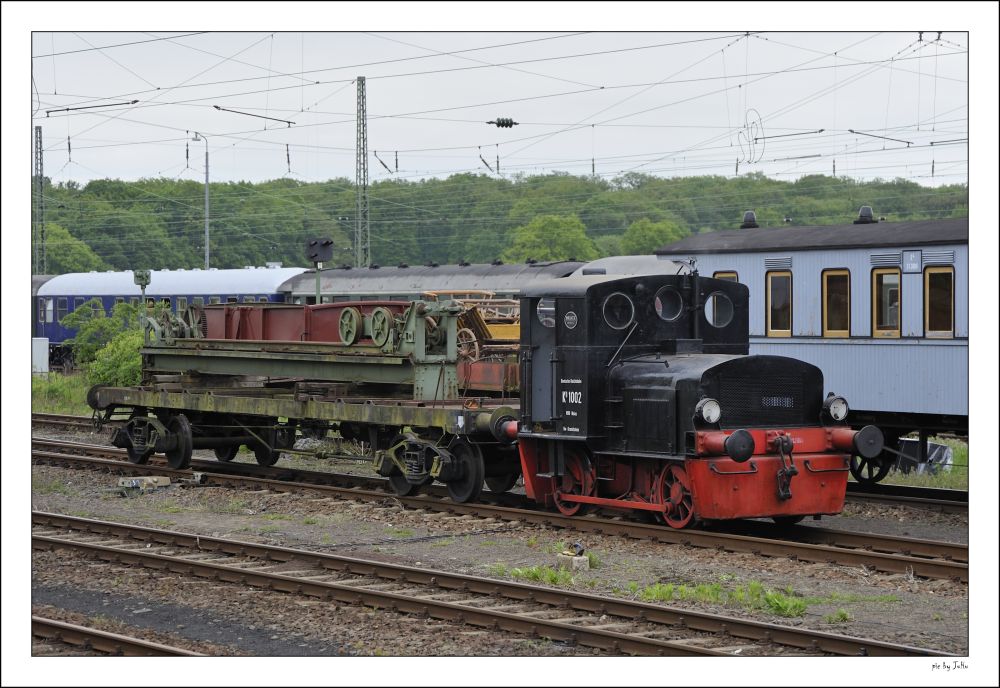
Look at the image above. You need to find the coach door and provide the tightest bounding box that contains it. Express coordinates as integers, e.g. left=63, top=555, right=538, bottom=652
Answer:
left=524, top=296, right=558, bottom=428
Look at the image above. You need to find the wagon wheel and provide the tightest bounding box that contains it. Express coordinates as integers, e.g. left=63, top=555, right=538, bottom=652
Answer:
left=446, top=439, right=485, bottom=503
left=370, top=307, right=394, bottom=348
left=338, top=307, right=362, bottom=346
left=214, top=444, right=239, bottom=462
left=849, top=455, right=892, bottom=484
left=655, top=464, right=695, bottom=529
left=252, top=443, right=280, bottom=467
left=485, top=472, right=520, bottom=494
left=552, top=452, right=595, bottom=516
left=164, top=414, right=193, bottom=470
left=457, top=327, right=480, bottom=361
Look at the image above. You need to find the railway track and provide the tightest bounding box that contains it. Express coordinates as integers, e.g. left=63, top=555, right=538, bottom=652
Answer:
left=31, top=511, right=949, bottom=657
left=32, top=413, right=969, bottom=514
left=31, top=615, right=203, bottom=656
left=31, top=437, right=969, bottom=582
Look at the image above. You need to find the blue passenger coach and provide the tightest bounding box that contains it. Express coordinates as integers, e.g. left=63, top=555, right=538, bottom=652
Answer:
left=578, top=212, right=968, bottom=483
left=35, top=266, right=307, bottom=366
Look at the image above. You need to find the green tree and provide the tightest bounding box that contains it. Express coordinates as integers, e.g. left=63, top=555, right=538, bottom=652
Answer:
left=621, top=218, right=686, bottom=255
left=43, top=223, right=106, bottom=273
left=501, top=215, right=599, bottom=263
left=87, top=329, right=144, bottom=386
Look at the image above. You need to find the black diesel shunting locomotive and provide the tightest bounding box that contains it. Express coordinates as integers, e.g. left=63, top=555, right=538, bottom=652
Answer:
left=513, top=272, right=883, bottom=527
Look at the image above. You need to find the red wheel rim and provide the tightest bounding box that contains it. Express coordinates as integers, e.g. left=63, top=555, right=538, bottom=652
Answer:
left=657, top=464, right=694, bottom=529
left=553, top=453, right=594, bottom=516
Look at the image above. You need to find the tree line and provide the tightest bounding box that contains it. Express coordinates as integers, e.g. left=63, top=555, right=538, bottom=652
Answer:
left=33, top=172, right=968, bottom=274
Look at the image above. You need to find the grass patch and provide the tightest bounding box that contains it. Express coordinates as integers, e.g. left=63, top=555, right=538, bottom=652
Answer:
left=488, top=563, right=508, bottom=577
left=302, top=516, right=319, bottom=525
left=217, top=498, right=250, bottom=515
left=261, top=513, right=291, bottom=521
left=480, top=540, right=500, bottom=546
left=509, top=565, right=575, bottom=587
left=585, top=551, right=601, bottom=569
left=156, top=501, right=185, bottom=514
left=31, top=372, right=92, bottom=416
left=32, top=476, right=76, bottom=496
left=386, top=528, right=415, bottom=538
left=431, top=538, right=455, bottom=548
left=823, top=609, right=852, bottom=624
left=630, top=579, right=810, bottom=618
left=259, top=525, right=281, bottom=534
left=526, top=536, right=539, bottom=548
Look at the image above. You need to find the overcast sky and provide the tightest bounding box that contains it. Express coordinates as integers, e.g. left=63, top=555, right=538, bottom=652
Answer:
left=28, top=28, right=970, bottom=187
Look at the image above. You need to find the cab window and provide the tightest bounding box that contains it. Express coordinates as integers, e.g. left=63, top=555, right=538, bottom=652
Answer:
left=713, top=271, right=738, bottom=282
left=924, top=267, right=954, bottom=338
left=822, top=269, right=850, bottom=337
left=872, top=268, right=900, bottom=338
left=766, top=271, right=792, bottom=337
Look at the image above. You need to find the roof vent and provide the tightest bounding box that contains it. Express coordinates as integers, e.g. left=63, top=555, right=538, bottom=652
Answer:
left=783, top=216, right=792, bottom=223
left=525, top=258, right=537, bottom=264
left=740, top=210, right=759, bottom=229
left=854, top=206, right=878, bottom=224
left=458, top=259, right=470, bottom=267
left=398, top=262, right=409, bottom=268
left=338, top=264, right=352, bottom=270
left=492, top=259, right=504, bottom=266
left=369, top=264, right=380, bottom=269
left=244, top=265, right=253, bottom=269
left=426, top=261, right=439, bottom=268
left=582, top=267, right=606, bottom=276
left=265, top=261, right=282, bottom=269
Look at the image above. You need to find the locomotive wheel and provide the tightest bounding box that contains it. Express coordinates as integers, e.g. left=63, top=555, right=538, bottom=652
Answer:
left=656, top=464, right=695, bottom=529
left=164, top=414, right=193, bottom=470
left=552, top=452, right=595, bottom=517
left=126, top=446, right=154, bottom=464
left=446, top=439, right=484, bottom=503
left=485, top=472, right=520, bottom=494
left=849, top=455, right=892, bottom=484
left=214, top=445, right=239, bottom=462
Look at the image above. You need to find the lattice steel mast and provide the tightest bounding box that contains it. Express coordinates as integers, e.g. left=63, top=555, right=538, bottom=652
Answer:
left=33, top=125, right=46, bottom=274
left=355, top=76, right=370, bottom=267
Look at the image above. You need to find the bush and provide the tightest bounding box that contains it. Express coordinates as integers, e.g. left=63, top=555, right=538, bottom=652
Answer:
left=87, top=329, right=144, bottom=387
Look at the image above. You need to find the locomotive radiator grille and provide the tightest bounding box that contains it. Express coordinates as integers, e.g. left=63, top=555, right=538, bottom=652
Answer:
left=716, top=374, right=806, bottom=428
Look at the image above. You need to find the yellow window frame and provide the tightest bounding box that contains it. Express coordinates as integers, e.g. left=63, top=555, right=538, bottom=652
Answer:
left=713, top=271, right=738, bottom=282
left=924, top=266, right=954, bottom=338
left=822, top=269, right=851, bottom=338
left=766, top=270, right=793, bottom=337
left=871, top=268, right=901, bottom=338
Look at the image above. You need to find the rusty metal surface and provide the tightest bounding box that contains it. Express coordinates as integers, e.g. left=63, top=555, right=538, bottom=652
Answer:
left=31, top=615, right=203, bottom=656
left=32, top=512, right=948, bottom=657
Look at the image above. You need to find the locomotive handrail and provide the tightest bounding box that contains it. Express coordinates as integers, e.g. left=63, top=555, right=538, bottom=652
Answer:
left=708, top=460, right=758, bottom=475
left=802, top=459, right=850, bottom=473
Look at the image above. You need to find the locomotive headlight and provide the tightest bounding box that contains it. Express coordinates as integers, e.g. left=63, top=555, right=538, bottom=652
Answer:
left=823, top=395, right=849, bottom=421
left=695, top=398, right=722, bottom=424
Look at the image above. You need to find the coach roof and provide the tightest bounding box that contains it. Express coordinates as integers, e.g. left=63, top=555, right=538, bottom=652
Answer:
left=38, top=267, right=308, bottom=297
left=655, top=218, right=968, bottom=255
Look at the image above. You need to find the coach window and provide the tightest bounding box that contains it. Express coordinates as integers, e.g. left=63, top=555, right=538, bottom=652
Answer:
left=924, top=267, right=954, bottom=338
left=38, top=298, right=45, bottom=322
left=209, top=296, right=221, bottom=305
left=243, top=296, right=255, bottom=303
left=192, top=297, right=204, bottom=307
left=822, top=269, right=851, bottom=337
left=129, top=297, right=140, bottom=307
left=872, top=268, right=901, bottom=338
left=713, top=271, right=738, bottom=283
left=258, top=296, right=268, bottom=303
left=766, top=271, right=792, bottom=337
left=177, top=297, right=188, bottom=312
left=115, top=297, right=125, bottom=306
left=227, top=296, right=238, bottom=304
left=74, top=297, right=85, bottom=311
left=56, top=298, right=68, bottom=322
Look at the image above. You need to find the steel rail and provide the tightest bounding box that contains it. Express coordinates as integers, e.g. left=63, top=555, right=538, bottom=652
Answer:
left=31, top=512, right=948, bottom=657
left=31, top=442, right=968, bottom=581
left=31, top=615, right=203, bottom=656
left=32, top=414, right=970, bottom=513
